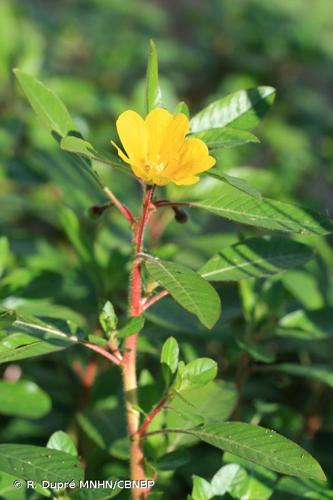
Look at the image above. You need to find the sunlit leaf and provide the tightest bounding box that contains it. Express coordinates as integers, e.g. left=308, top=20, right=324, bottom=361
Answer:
left=146, top=39, right=162, bottom=113
left=200, top=238, right=313, bottom=281
left=190, top=87, right=276, bottom=132
left=0, top=381, right=51, bottom=419
left=145, top=259, right=221, bottom=329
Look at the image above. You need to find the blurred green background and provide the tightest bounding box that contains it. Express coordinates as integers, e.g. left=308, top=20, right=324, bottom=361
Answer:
left=1, top=0, right=333, bottom=498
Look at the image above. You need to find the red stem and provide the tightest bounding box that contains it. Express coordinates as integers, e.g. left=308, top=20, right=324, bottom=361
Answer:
left=122, top=184, right=155, bottom=500
left=103, top=186, right=135, bottom=225
left=138, top=395, right=168, bottom=437
left=85, top=342, right=122, bottom=366
left=142, top=290, right=169, bottom=312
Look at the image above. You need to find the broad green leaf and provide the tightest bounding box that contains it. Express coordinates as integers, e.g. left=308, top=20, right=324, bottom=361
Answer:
left=200, top=238, right=313, bottom=281
left=14, top=69, right=76, bottom=137
left=175, top=101, right=190, bottom=117
left=47, top=431, right=77, bottom=457
left=168, top=381, right=237, bottom=427
left=145, top=39, right=162, bottom=113
left=0, top=444, right=84, bottom=483
left=145, top=259, right=221, bottom=329
left=161, top=337, right=179, bottom=382
left=190, top=86, right=276, bottom=132
left=174, top=422, right=326, bottom=480
left=0, top=381, right=51, bottom=419
left=117, top=316, right=145, bottom=338
left=191, top=475, right=212, bottom=500
left=99, top=301, right=118, bottom=333
left=192, top=127, right=259, bottom=150
left=191, top=191, right=333, bottom=235
left=0, top=317, right=76, bottom=364
left=0, top=470, right=26, bottom=499
left=211, top=463, right=249, bottom=498
left=275, top=364, right=333, bottom=388
left=207, top=171, right=261, bottom=199
left=180, top=358, right=217, bottom=386
left=282, top=271, right=323, bottom=309
left=277, top=308, right=333, bottom=340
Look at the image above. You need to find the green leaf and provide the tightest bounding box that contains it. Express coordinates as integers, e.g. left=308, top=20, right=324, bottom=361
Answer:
left=99, top=301, right=118, bottom=333
left=145, top=39, right=162, bottom=113
left=47, top=431, right=77, bottom=457
left=175, top=101, right=190, bottom=117
left=161, top=337, right=179, bottom=383
left=14, top=69, right=76, bottom=137
left=168, top=381, right=237, bottom=427
left=180, top=358, right=217, bottom=386
left=274, top=364, right=333, bottom=388
left=191, top=475, right=212, bottom=500
left=190, top=86, right=276, bottom=132
left=0, top=236, right=10, bottom=277
left=117, top=316, right=145, bottom=338
left=0, top=381, right=51, bottom=419
left=192, top=127, right=259, bottom=150
left=199, top=238, right=313, bottom=281
left=182, top=422, right=326, bottom=481
left=145, top=259, right=221, bottom=329
left=191, top=191, right=333, bottom=235
left=211, top=463, right=249, bottom=498
left=207, top=171, right=261, bottom=199
left=277, top=308, right=333, bottom=340
left=0, top=444, right=84, bottom=483
left=0, top=318, right=76, bottom=364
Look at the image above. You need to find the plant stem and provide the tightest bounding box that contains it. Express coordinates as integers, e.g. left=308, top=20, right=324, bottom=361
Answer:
left=138, top=395, right=168, bottom=437
left=122, top=184, right=154, bottom=500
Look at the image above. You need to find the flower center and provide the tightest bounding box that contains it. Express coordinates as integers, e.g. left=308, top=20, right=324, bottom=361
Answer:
left=147, top=159, right=166, bottom=174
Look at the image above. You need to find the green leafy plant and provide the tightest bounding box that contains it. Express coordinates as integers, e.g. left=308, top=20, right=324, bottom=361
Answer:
left=1, top=39, right=331, bottom=499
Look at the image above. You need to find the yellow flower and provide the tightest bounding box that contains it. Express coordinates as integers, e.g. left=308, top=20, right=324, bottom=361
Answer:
left=112, top=108, right=216, bottom=186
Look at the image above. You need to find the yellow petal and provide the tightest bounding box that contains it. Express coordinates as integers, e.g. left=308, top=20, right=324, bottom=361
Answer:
left=146, top=108, right=173, bottom=163
left=164, top=137, right=216, bottom=182
left=116, top=110, right=148, bottom=166
left=159, top=113, right=190, bottom=163
left=174, top=176, right=200, bottom=185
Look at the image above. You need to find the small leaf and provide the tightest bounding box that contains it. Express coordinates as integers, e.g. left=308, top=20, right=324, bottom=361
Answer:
left=146, top=259, right=221, bottom=329
left=207, top=171, right=261, bottom=199
left=0, top=380, right=51, bottom=419
left=99, top=301, right=118, bottom=333
left=145, top=39, right=162, bottom=113
left=200, top=238, right=313, bottom=281
left=87, top=335, right=108, bottom=347
left=161, top=337, right=179, bottom=384
left=181, top=422, right=326, bottom=481
left=191, top=475, right=213, bottom=500
left=175, top=101, right=190, bottom=117
left=190, top=86, right=276, bottom=132
left=191, top=190, right=333, bottom=235
left=14, top=69, right=76, bottom=137
left=47, top=431, right=77, bottom=457
left=277, top=308, right=333, bottom=340
left=180, top=358, right=217, bottom=386
left=0, top=444, right=84, bottom=483
left=161, top=337, right=179, bottom=374
left=157, top=449, right=190, bottom=471
left=211, top=463, right=249, bottom=498
left=192, top=127, right=259, bottom=150
left=117, top=316, right=145, bottom=338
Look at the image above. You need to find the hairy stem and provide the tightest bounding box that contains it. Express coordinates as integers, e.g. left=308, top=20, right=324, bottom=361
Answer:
left=122, top=184, right=154, bottom=500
